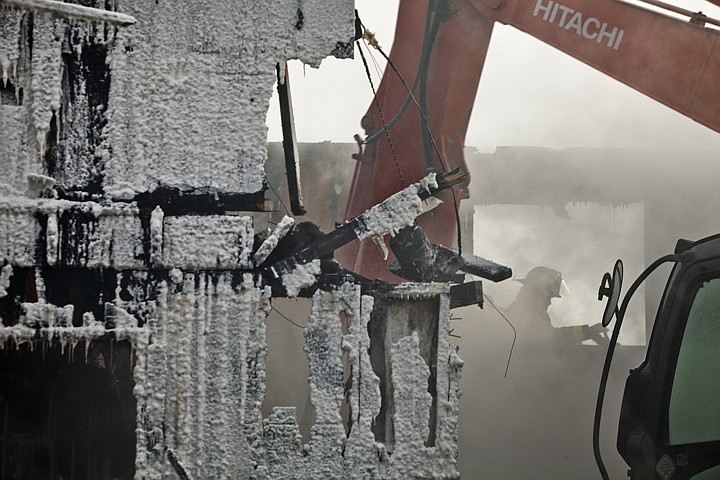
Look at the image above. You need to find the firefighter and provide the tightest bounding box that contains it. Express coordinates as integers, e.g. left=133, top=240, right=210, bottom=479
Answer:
left=505, top=266, right=606, bottom=349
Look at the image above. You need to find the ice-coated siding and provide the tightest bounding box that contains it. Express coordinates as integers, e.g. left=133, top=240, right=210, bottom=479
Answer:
left=104, top=0, right=355, bottom=198
left=0, top=1, right=465, bottom=478
left=0, top=278, right=463, bottom=478
left=0, top=0, right=355, bottom=197
left=355, top=173, right=438, bottom=241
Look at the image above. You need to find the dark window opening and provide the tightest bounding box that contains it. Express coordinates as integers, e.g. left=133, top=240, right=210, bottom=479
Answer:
left=44, top=111, right=58, bottom=174
left=368, top=296, right=439, bottom=450
left=43, top=268, right=117, bottom=327
left=57, top=36, right=111, bottom=194
left=0, top=80, right=22, bottom=106
left=262, top=297, right=315, bottom=444
left=0, top=268, right=38, bottom=327
left=0, top=339, right=137, bottom=479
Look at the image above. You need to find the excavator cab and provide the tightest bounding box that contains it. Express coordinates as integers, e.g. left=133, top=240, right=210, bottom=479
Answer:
left=614, top=235, right=720, bottom=480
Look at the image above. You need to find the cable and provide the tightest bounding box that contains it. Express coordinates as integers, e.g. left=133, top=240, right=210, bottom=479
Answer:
left=366, top=44, right=425, bottom=165
left=357, top=41, right=405, bottom=188
left=362, top=26, right=448, bottom=173
left=483, top=293, right=517, bottom=378
left=361, top=2, right=439, bottom=146
left=358, top=12, right=464, bottom=254
left=375, top=40, right=464, bottom=253
left=266, top=179, right=291, bottom=216
left=271, top=305, right=306, bottom=329
left=365, top=41, right=386, bottom=80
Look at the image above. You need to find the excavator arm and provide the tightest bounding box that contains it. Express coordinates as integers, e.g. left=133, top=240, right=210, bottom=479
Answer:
left=474, top=0, right=720, bottom=132
left=339, top=0, right=494, bottom=280
left=338, top=0, right=720, bottom=280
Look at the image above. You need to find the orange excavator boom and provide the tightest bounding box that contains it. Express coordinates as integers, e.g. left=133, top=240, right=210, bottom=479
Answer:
left=338, top=0, right=720, bottom=280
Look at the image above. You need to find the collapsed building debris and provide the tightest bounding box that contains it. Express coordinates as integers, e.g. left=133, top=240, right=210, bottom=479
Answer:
left=0, top=182, right=466, bottom=478
left=0, top=0, right=472, bottom=479
left=0, top=0, right=483, bottom=478
left=389, top=224, right=512, bottom=283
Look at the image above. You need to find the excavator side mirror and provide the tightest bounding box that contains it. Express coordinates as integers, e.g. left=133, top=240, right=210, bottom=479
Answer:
left=598, top=259, right=624, bottom=327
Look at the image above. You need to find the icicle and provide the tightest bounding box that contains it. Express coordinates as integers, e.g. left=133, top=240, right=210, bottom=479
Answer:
left=70, top=19, right=84, bottom=56
left=150, top=206, right=164, bottom=265
left=420, top=196, right=443, bottom=215
left=0, top=8, right=22, bottom=88
left=0, top=0, right=136, bottom=27
left=59, top=334, right=67, bottom=355
left=1, top=60, right=12, bottom=87
left=372, top=235, right=389, bottom=261
left=34, top=267, right=46, bottom=303
left=30, top=13, right=63, bottom=159
left=278, top=62, right=286, bottom=85
left=0, top=262, right=13, bottom=298
left=85, top=337, right=91, bottom=363
left=46, top=212, right=58, bottom=265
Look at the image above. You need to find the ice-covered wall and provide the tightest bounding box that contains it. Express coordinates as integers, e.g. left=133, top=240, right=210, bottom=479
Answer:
left=0, top=270, right=463, bottom=478
left=0, top=193, right=464, bottom=478
left=104, top=0, right=355, bottom=198
left=0, top=1, right=465, bottom=478
left=0, top=0, right=355, bottom=198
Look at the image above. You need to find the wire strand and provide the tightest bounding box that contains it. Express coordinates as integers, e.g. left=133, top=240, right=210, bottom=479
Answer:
left=271, top=305, right=306, bottom=329
left=361, top=3, right=438, bottom=146
left=366, top=44, right=425, bottom=164
left=266, top=179, right=291, bottom=217
left=360, top=17, right=463, bottom=254
left=357, top=40, right=406, bottom=188
left=483, top=293, right=517, bottom=378
left=366, top=45, right=385, bottom=79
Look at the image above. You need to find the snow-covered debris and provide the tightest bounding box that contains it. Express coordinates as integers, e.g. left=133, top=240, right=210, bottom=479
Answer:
left=0, top=2, right=464, bottom=478
left=281, top=258, right=321, bottom=297
left=354, top=173, right=439, bottom=241
left=150, top=206, right=164, bottom=265
left=160, top=215, right=254, bottom=270
left=0, top=262, right=12, bottom=298
left=254, top=215, right=295, bottom=266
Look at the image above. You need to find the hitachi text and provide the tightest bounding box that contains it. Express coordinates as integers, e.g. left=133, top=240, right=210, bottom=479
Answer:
left=533, top=0, right=625, bottom=50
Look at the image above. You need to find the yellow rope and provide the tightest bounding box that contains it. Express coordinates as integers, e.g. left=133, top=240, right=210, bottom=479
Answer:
left=363, top=29, right=380, bottom=49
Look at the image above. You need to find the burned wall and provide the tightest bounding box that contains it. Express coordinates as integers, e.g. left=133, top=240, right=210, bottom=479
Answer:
left=1, top=0, right=356, bottom=201
left=0, top=223, right=464, bottom=478
left=1, top=2, right=464, bottom=479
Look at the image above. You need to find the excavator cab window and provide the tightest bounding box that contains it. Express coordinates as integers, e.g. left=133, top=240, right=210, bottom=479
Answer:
left=667, top=277, right=720, bottom=447
left=617, top=251, right=720, bottom=480
left=651, top=268, right=720, bottom=480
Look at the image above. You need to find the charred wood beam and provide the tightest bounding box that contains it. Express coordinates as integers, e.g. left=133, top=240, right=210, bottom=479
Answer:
left=388, top=225, right=463, bottom=283
left=388, top=224, right=512, bottom=283
left=134, top=187, right=265, bottom=215
left=449, top=281, right=483, bottom=309
left=266, top=169, right=469, bottom=280
left=458, top=252, right=512, bottom=282
left=276, top=63, right=306, bottom=216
